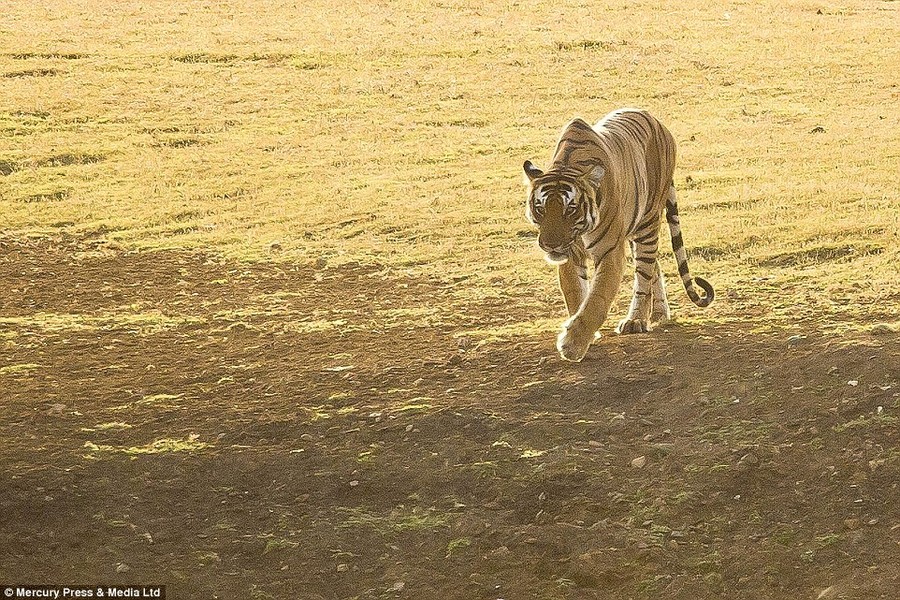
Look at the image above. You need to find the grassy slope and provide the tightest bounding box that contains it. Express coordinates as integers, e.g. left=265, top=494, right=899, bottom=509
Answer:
left=1, top=0, right=898, bottom=325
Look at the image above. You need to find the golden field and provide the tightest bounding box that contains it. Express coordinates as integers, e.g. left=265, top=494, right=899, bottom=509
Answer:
left=2, top=0, right=898, bottom=329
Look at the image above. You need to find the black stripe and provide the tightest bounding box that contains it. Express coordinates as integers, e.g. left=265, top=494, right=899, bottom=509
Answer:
left=585, top=216, right=614, bottom=250
left=636, top=268, right=653, bottom=280
left=678, top=260, right=690, bottom=277
left=568, top=119, right=595, bottom=132
left=671, top=231, right=684, bottom=250
left=636, top=209, right=661, bottom=231
left=593, top=236, right=623, bottom=266
left=634, top=229, right=658, bottom=245
left=635, top=256, right=655, bottom=264
left=666, top=198, right=679, bottom=215
left=691, top=277, right=715, bottom=307
left=627, top=188, right=642, bottom=234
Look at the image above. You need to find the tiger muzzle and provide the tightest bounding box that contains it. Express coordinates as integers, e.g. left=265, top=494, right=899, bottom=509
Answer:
left=539, top=239, right=574, bottom=265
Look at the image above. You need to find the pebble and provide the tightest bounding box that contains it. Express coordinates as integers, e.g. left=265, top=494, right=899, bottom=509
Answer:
left=739, top=452, right=759, bottom=465
left=817, top=586, right=839, bottom=600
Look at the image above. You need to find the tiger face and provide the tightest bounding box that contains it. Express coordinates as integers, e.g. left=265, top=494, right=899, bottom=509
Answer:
left=523, top=160, right=604, bottom=265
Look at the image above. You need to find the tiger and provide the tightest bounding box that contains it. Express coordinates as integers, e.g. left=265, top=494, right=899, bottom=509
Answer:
left=523, top=108, right=714, bottom=362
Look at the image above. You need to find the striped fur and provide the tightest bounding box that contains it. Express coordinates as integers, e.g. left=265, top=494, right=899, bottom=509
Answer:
left=524, top=108, right=714, bottom=361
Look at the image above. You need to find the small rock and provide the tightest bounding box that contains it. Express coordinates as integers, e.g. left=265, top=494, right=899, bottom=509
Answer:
left=867, top=518, right=879, bottom=526
left=631, top=456, right=647, bottom=469
left=349, top=480, right=359, bottom=487
left=588, top=440, right=602, bottom=447
left=739, top=452, right=759, bottom=465
left=405, top=424, right=413, bottom=432
left=300, top=433, right=314, bottom=441
left=387, top=581, right=405, bottom=592
left=843, top=518, right=860, bottom=530
left=115, top=563, right=131, bottom=573
left=787, top=334, right=806, bottom=346
left=847, top=380, right=859, bottom=387
left=810, top=125, right=826, bottom=134
left=336, top=563, right=349, bottom=572
left=817, top=586, right=840, bottom=600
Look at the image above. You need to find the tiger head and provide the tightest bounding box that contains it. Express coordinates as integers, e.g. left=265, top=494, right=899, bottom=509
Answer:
left=523, top=160, right=605, bottom=265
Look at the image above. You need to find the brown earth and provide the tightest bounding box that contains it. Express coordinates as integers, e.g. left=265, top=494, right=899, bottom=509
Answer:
left=0, top=237, right=898, bottom=600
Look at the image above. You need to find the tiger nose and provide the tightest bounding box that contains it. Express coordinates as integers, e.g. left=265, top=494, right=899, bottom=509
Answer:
left=539, top=240, right=572, bottom=253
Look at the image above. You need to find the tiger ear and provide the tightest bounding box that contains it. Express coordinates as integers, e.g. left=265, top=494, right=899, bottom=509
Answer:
left=583, top=163, right=605, bottom=187
left=523, top=160, right=543, bottom=183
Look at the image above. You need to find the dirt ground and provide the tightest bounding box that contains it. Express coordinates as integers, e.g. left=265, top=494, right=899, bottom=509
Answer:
left=1, top=237, right=898, bottom=600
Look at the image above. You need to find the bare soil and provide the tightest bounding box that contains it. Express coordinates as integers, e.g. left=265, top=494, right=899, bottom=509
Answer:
left=1, top=237, right=898, bottom=599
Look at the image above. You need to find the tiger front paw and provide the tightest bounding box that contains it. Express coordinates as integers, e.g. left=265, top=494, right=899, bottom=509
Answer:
left=615, top=318, right=649, bottom=334
left=556, top=317, right=595, bottom=362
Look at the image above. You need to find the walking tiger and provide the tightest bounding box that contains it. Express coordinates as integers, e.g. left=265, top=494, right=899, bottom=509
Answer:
left=523, top=108, right=714, bottom=362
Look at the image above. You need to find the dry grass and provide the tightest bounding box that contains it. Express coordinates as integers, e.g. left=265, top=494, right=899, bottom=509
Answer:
left=1, top=0, right=898, bottom=328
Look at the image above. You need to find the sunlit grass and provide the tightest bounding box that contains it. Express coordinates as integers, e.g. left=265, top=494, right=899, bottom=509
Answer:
left=0, top=311, right=203, bottom=333
left=83, top=435, right=211, bottom=456
left=1, top=0, right=897, bottom=327
left=0, top=363, right=42, bottom=376
left=336, top=506, right=449, bottom=533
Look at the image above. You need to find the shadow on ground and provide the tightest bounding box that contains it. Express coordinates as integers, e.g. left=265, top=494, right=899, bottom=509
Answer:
left=1, top=238, right=898, bottom=599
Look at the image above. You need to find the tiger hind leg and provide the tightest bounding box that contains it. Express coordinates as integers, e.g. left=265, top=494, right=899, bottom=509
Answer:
left=616, top=240, right=658, bottom=334
left=650, top=262, right=671, bottom=323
